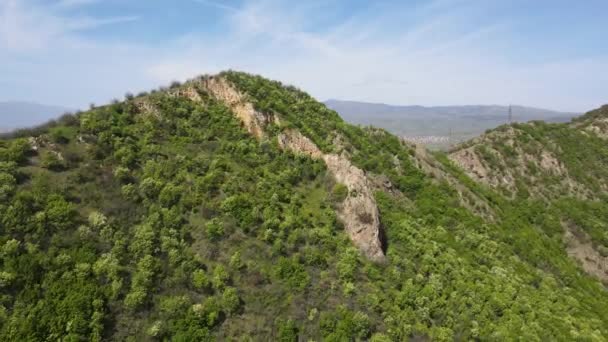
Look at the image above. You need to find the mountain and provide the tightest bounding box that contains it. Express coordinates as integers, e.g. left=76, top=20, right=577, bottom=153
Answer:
left=0, top=72, right=607, bottom=341
left=449, top=105, right=608, bottom=283
left=0, top=101, right=72, bottom=132
left=325, top=99, right=578, bottom=149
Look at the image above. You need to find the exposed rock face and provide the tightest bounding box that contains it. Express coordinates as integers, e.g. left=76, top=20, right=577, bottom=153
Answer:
left=572, top=106, right=608, bottom=139
left=450, top=147, right=488, bottom=182
left=28, top=136, right=58, bottom=152
left=277, top=129, right=323, bottom=159
left=564, top=223, right=608, bottom=284
left=28, top=137, right=42, bottom=151
left=278, top=130, right=385, bottom=261
left=199, top=76, right=278, bottom=139
left=145, top=79, right=386, bottom=258
left=188, top=76, right=384, bottom=261
left=413, top=143, right=495, bottom=220
left=451, top=146, right=566, bottom=190
left=583, top=117, right=608, bottom=139
left=169, top=86, right=203, bottom=103
left=134, top=100, right=161, bottom=119
left=322, top=153, right=385, bottom=261
left=448, top=127, right=590, bottom=200
left=539, top=151, right=563, bottom=172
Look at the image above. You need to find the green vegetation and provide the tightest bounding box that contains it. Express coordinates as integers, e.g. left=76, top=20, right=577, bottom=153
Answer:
left=0, top=71, right=607, bottom=340
left=453, top=115, right=608, bottom=250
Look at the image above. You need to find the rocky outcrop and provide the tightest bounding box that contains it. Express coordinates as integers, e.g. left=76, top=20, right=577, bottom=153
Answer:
left=448, top=127, right=590, bottom=200
left=134, top=100, right=161, bottom=119
left=539, top=151, right=563, bottom=172
left=277, top=129, right=323, bottom=159
left=198, top=76, right=278, bottom=139
left=278, top=130, right=385, bottom=261
left=182, top=76, right=385, bottom=261
left=583, top=117, right=608, bottom=139
left=413, top=143, right=495, bottom=220
left=189, top=75, right=385, bottom=261
left=564, top=223, right=608, bottom=284
left=141, top=79, right=386, bottom=259
left=168, top=86, right=203, bottom=103
left=572, top=105, right=608, bottom=140
left=449, top=147, right=488, bottom=182
left=323, top=153, right=385, bottom=261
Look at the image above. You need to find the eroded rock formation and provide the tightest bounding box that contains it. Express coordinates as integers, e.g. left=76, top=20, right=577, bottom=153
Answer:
left=564, top=223, right=608, bottom=284
left=196, top=76, right=385, bottom=261
left=278, top=130, right=385, bottom=261
left=199, top=77, right=278, bottom=139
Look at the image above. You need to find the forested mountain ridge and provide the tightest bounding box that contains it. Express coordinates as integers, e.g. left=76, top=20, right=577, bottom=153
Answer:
left=1, top=71, right=608, bottom=341
left=449, top=106, right=608, bottom=283
left=325, top=99, right=578, bottom=150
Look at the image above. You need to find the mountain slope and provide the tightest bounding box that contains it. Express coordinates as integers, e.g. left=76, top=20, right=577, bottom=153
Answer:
left=1, top=72, right=607, bottom=341
left=572, top=104, right=608, bottom=139
left=449, top=107, right=608, bottom=283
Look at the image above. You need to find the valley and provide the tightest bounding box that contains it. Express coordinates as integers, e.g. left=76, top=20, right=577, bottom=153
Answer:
left=326, top=100, right=578, bottom=150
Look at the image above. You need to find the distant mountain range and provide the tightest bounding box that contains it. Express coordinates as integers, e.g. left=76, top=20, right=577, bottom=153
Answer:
left=325, top=100, right=579, bottom=149
left=0, top=101, right=72, bottom=132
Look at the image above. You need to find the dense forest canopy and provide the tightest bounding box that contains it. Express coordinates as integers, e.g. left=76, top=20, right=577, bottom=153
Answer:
left=1, top=72, right=607, bottom=341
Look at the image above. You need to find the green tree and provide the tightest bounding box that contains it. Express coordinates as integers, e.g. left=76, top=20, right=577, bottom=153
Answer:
left=221, top=287, right=240, bottom=315
left=276, top=319, right=298, bottom=342
left=40, top=151, right=66, bottom=170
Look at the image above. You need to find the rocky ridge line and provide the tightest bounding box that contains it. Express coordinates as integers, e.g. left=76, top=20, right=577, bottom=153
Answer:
left=197, top=76, right=385, bottom=261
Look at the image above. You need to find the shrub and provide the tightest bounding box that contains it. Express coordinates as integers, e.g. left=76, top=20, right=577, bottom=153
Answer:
left=192, top=269, right=210, bottom=290
left=140, top=177, right=163, bottom=199
left=88, top=211, right=108, bottom=229
left=0, top=172, right=16, bottom=200
left=331, top=183, right=348, bottom=202
left=113, top=166, right=132, bottom=183
left=274, top=257, right=310, bottom=290
left=276, top=319, right=298, bottom=342
left=40, top=151, right=66, bottom=171
left=211, top=265, right=229, bottom=290
left=49, top=127, right=72, bottom=144
left=221, top=287, right=240, bottom=315
left=206, top=219, right=224, bottom=241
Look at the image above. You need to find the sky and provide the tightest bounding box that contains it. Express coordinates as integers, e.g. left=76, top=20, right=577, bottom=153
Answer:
left=0, top=0, right=607, bottom=112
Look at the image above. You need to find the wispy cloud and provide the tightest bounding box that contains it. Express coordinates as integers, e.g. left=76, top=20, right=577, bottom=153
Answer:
left=193, top=0, right=238, bottom=12
left=0, top=0, right=605, bottom=112
left=65, top=15, right=140, bottom=30
left=56, top=0, right=100, bottom=9
left=0, top=0, right=138, bottom=51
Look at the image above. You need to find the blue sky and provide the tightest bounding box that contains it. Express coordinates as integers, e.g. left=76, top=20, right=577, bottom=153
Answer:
left=0, top=0, right=606, bottom=112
